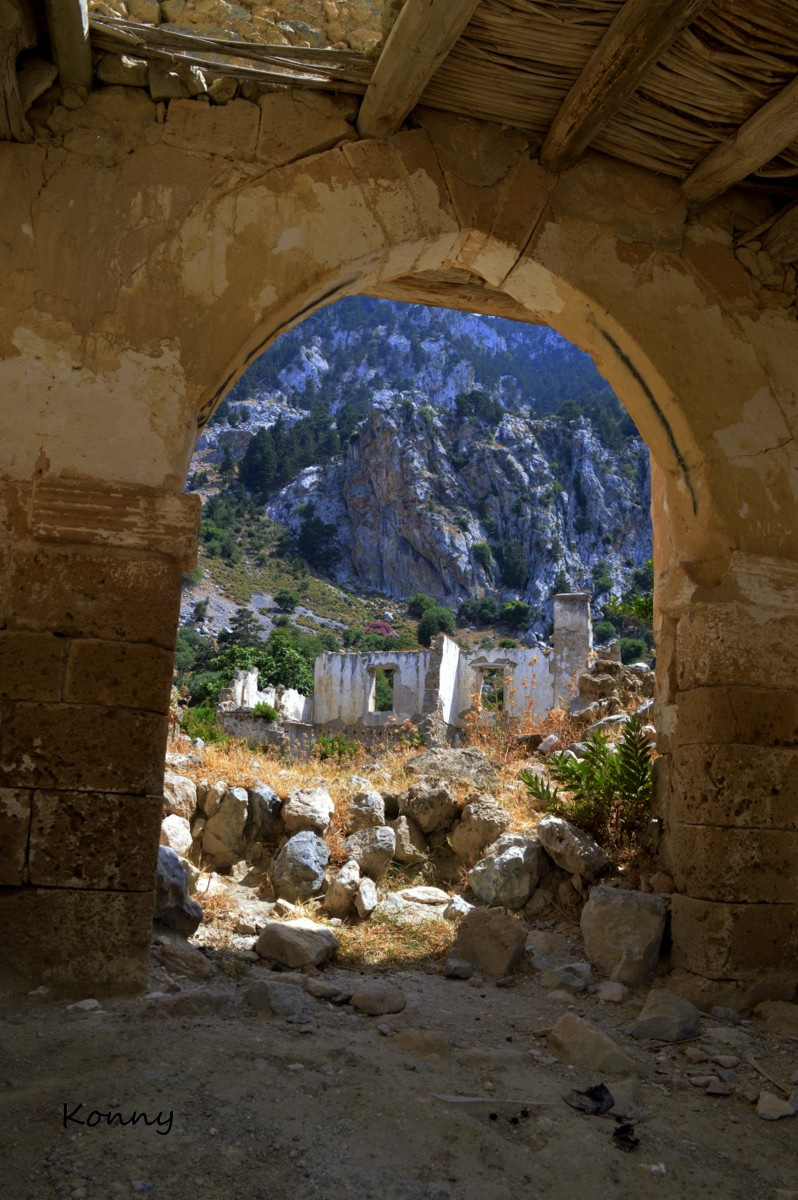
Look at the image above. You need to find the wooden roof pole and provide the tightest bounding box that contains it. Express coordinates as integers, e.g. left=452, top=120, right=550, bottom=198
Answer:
left=683, top=76, right=798, bottom=206
left=357, top=0, right=481, bottom=140
left=540, top=0, right=711, bottom=174
left=45, top=0, right=92, bottom=90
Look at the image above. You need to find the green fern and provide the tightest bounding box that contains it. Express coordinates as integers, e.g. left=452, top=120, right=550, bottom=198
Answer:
left=522, top=715, right=653, bottom=850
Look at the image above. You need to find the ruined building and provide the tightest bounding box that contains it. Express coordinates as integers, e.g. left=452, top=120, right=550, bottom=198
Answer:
left=1, top=0, right=796, bottom=1003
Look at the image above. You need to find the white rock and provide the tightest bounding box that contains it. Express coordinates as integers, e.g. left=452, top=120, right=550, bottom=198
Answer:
left=270, top=831, right=329, bottom=902
left=397, top=886, right=449, bottom=905
left=390, top=815, right=427, bottom=864
left=254, top=918, right=338, bottom=968
left=202, top=787, right=248, bottom=871
left=449, top=795, right=510, bottom=860
left=444, top=895, right=474, bottom=922
left=282, top=786, right=334, bottom=836
left=347, top=789, right=385, bottom=831
left=323, top=859, right=361, bottom=918
left=343, top=825, right=396, bottom=880
left=538, top=733, right=560, bottom=757
left=468, top=833, right=549, bottom=909
left=160, top=814, right=193, bottom=858
left=398, top=778, right=459, bottom=834
left=756, top=1091, right=796, bottom=1121
left=163, top=773, right=198, bottom=820
left=536, top=813, right=610, bottom=880
left=355, top=877, right=379, bottom=919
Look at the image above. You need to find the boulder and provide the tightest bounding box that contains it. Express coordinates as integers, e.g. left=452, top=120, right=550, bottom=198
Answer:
left=580, top=886, right=667, bottom=987
left=468, top=833, right=549, bottom=909
left=270, top=831, right=330, bottom=902
left=398, top=779, right=459, bottom=834
left=154, top=846, right=203, bottom=936
left=538, top=733, right=560, bottom=757
left=631, top=989, right=701, bottom=1041
left=355, top=877, right=379, bottom=919
left=200, top=779, right=227, bottom=820
left=375, top=893, right=446, bottom=927
left=323, top=859, right=361, bottom=918
left=397, top=886, right=449, bottom=906
left=343, top=826, right=396, bottom=880
left=347, top=789, right=385, bottom=832
left=160, top=814, right=193, bottom=858
left=163, top=773, right=198, bottom=820
left=548, top=1013, right=638, bottom=1074
left=152, top=933, right=214, bottom=982
left=281, top=786, right=334, bottom=836
left=202, top=787, right=249, bottom=870
left=405, top=746, right=498, bottom=789
left=246, top=782, right=282, bottom=845
left=444, top=895, right=474, bottom=922
left=536, top=813, right=610, bottom=881
left=255, top=918, right=338, bottom=968
left=390, top=815, right=427, bottom=864
left=443, top=953, right=474, bottom=979
left=539, top=962, right=594, bottom=993
left=449, top=795, right=510, bottom=860
left=753, top=1000, right=798, bottom=1038
left=453, top=908, right=526, bottom=978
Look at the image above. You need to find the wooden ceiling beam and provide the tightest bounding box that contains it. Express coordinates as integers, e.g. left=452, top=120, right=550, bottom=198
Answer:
left=683, top=76, right=798, bottom=206
left=357, top=0, right=481, bottom=140
left=540, top=0, right=712, bottom=174
left=44, top=0, right=91, bottom=89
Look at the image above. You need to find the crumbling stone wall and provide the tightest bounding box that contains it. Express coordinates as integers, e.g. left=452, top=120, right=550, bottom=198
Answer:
left=1, top=92, right=795, bottom=994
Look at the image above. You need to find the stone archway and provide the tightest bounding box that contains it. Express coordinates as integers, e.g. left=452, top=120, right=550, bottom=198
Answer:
left=1, top=96, right=795, bottom=997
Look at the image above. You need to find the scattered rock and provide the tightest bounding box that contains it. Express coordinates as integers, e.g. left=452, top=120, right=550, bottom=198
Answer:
left=254, top=918, right=338, bottom=968
left=323, top=859, right=361, bottom=918
left=468, top=833, right=549, bottom=909
left=160, top=814, right=193, bottom=858
left=753, top=1000, right=798, bottom=1038
left=596, top=980, right=628, bottom=1004
left=756, top=1091, right=796, bottom=1121
left=152, top=934, right=214, bottom=982
left=548, top=1013, right=638, bottom=1075
left=350, top=982, right=407, bottom=1016
left=649, top=871, right=673, bottom=894
left=444, top=895, right=474, bottom=922
left=580, top=885, right=667, bottom=987
left=246, top=783, right=282, bottom=845
left=154, top=847, right=203, bottom=936
left=631, top=989, right=702, bottom=1041
left=538, top=734, right=560, bottom=757
left=398, top=886, right=449, bottom=905
left=163, top=773, right=198, bottom=820
left=347, top=789, right=385, bottom=831
left=405, top=747, right=498, bottom=789
left=449, top=795, right=511, bottom=860
left=398, top=779, right=459, bottom=834
left=355, top=877, right=379, bottom=919
left=390, top=815, right=427, bottom=864
left=375, top=893, right=448, bottom=927
left=453, top=908, right=526, bottom=979
left=444, top=953, right=474, bottom=980
left=281, top=787, right=335, bottom=836
left=243, top=980, right=309, bottom=1018
left=343, top=825, right=396, bottom=880
left=201, top=779, right=227, bottom=820
left=706, top=1026, right=753, bottom=1049
left=535, top=813, right=610, bottom=881
left=67, top=998, right=101, bottom=1012
left=270, top=831, right=330, bottom=902
left=202, top=787, right=249, bottom=870
left=539, top=962, right=593, bottom=993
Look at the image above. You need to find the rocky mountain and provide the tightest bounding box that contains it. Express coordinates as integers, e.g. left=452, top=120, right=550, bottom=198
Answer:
left=191, top=297, right=651, bottom=620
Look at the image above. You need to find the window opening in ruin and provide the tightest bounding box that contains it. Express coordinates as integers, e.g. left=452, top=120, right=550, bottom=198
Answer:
left=480, top=668, right=505, bottom=712
left=370, top=667, right=396, bottom=713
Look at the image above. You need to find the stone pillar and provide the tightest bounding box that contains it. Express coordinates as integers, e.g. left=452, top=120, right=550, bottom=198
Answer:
left=0, top=478, right=199, bottom=992
left=551, top=593, right=592, bottom=705
left=656, top=549, right=798, bottom=1002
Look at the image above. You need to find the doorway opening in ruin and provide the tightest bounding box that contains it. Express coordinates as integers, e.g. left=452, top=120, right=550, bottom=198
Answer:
left=479, top=668, right=505, bottom=713
left=371, top=667, right=396, bottom=714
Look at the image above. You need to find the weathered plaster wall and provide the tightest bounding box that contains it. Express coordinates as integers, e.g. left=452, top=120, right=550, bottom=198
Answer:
left=313, top=648, right=431, bottom=727
left=1, top=84, right=796, bottom=993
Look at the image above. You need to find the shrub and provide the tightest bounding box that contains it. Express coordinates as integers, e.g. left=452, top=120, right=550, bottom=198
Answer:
left=472, top=541, right=493, bottom=573
left=520, top=715, right=653, bottom=851
left=407, top=591, right=439, bottom=619
left=500, top=600, right=532, bottom=629
left=253, top=701, right=278, bottom=722
left=417, top=605, right=456, bottom=647
left=181, top=704, right=231, bottom=744
left=593, top=620, right=617, bottom=645
left=274, top=588, right=300, bottom=613
left=364, top=620, right=398, bottom=638
left=620, top=637, right=648, bottom=664
left=183, top=565, right=203, bottom=587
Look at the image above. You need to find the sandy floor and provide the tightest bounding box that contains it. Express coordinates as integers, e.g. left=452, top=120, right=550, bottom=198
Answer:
left=2, top=919, right=796, bottom=1200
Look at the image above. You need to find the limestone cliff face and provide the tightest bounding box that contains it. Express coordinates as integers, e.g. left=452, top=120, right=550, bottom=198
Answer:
left=267, top=395, right=651, bottom=609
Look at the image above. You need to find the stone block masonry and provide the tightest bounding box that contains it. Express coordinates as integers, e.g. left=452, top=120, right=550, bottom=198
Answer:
left=0, top=479, right=198, bottom=991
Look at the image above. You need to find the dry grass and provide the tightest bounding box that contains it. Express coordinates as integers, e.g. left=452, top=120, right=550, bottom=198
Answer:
left=336, top=913, right=455, bottom=971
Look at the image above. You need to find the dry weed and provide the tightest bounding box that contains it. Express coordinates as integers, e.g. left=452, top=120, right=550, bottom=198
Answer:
left=336, top=913, right=454, bottom=971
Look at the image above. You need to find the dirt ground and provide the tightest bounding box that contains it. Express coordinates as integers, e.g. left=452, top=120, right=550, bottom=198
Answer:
left=3, top=916, right=797, bottom=1200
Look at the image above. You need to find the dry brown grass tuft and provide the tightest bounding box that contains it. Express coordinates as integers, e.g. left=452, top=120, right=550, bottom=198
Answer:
left=336, top=913, right=454, bottom=971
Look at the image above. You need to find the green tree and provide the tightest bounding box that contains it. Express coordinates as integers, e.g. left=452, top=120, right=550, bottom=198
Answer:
left=218, top=606, right=262, bottom=649
left=274, top=588, right=300, bottom=613
left=407, top=591, right=439, bottom=619
left=417, top=605, right=456, bottom=646
left=297, top=506, right=342, bottom=573
left=472, top=541, right=493, bottom=574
